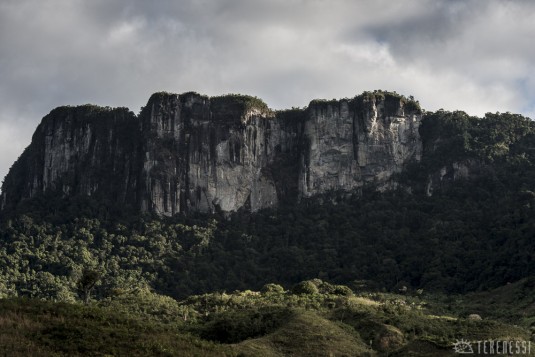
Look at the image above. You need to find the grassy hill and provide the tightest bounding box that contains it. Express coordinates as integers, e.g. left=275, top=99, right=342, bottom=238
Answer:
left=1, top=280, right=533, bottom=356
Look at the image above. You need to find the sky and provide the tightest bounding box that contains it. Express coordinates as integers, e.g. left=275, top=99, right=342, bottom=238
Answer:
left=1, top=0, right=535, bottom=184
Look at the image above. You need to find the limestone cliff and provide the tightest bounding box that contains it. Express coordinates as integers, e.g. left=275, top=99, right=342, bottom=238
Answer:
left=0, top=91, right=422, bottom=215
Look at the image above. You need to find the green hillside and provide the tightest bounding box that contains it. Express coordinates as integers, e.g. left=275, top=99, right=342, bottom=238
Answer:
left=1, top=281, right=532, bottom=356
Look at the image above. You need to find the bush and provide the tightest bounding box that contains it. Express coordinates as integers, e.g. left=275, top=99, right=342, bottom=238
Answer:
left=199, top=307, right=289, bottom=343
left=261, top=283, right=285, bottom=294
left=292, top=281, right=320, bottom=295
left=333, top=285, right=353, bottom=296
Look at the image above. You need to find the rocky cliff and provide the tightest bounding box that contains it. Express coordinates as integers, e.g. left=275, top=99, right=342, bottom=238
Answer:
left=0, top=91, right=422, bottom=215
left=300, top=94, right=421, bottom=197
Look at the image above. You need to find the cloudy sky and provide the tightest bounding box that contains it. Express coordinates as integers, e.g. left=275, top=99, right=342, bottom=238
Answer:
left=1, top=0, right=535, bottom=184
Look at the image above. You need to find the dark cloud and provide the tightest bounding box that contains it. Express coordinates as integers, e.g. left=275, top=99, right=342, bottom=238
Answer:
left=360, top=0, right=474, bottom=44
left=1, top=0, right=535, bottom=184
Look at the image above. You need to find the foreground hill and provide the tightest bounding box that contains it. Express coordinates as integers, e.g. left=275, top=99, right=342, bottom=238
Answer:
left=1, top=282, right=532, bottom=356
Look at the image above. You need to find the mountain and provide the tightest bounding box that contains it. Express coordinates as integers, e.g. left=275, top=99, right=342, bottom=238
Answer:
left=0, top=91, right=421, bottom=216
left=2, top=91, right=535, bottom=298
left=1, top=91, right=535, bottom=354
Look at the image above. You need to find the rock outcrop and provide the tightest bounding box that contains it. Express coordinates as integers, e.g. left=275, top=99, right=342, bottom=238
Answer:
left=0, top=91, right=422, bottom=215
left=300, top=94, right=421, bottom=197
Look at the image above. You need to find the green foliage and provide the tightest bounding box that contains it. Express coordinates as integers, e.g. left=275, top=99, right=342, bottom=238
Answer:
left=47, top=104, right=120, bottom=118
left=199, top=307, right=290, bottom=343
left=77, top=268, right=100, bottom=304
left=182, top=286, right=531, bottom=352
left=3, top=161, right=535, bottom=302
left=0, top=215, right=218, bottom=301
left=3, top=285, right=531, bottom=356
left=211, top=93, right=270, bottom=112
left=419, top=109, right=534, bottom=166
left=98, top=287, right=188, bottom=323
left=0, top=298, right=231, bottom=357
left=333, top=285, right=354, bottom=296
left=404, top=99, right=421, bottom=113
left=291, top=279, right=353, bottom=296
left=359, top=90, right=422, bottom=114
left=275, top=107, right=306, bottom=122
left=419, top=110, right=473, bottom=164
left=3, top=160, right=535, bottom=303
left=292, top=280, right=320, bottom=295
left=260, top=283, right=285, bottom=294
left=309, top=98, right=345, bottom=107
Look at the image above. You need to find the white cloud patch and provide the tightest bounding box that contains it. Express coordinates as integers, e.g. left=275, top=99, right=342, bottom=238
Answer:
left=1, top=0, right=535, bottom=183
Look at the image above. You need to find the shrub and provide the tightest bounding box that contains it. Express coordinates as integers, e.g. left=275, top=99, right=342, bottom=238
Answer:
left=261, top=283, right=285, bottom=294
left=292, top=281, right=320, bottom=295
left=199, top=307, right=289, bottom=343
left=333, top=285, right=353, bottom=296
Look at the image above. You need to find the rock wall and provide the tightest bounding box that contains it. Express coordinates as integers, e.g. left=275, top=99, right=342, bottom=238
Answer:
left=138, top=92, right=294, bottom=215
left=0, top=91, right=423, bottom=215
left=0, top=105, right=141, bottom=211
left=300, top=94, right=421, bottom=196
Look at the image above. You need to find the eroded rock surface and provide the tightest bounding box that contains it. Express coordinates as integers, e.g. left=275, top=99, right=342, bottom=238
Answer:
left=1, top=91, right=423, bottom=215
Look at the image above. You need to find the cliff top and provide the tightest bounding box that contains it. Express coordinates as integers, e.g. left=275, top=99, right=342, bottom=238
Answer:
left=42, top=90, right=422, bottom=123
left=308, top=90, right=422, bottom=115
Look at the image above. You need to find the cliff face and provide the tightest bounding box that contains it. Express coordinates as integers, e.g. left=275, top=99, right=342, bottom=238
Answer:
left=0, top=105, right=141, bottom=212
left=300, top=95, right=421, bottom=197
left=138, top=92, right=297, bottom=215
left=0, top=91, right=422, bottom=215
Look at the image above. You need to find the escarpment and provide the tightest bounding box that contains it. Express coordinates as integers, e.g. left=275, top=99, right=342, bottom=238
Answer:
left=0, top=91, right=423, bottom=215
left=300, top=94, right=421, bottom=197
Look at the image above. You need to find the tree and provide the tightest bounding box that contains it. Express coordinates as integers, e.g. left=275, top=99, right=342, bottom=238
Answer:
left=77, top=268, right=100, bottom=304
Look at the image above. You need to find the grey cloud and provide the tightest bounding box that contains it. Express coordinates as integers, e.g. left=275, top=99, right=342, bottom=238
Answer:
left=359, top=0, right=475, bottom=45
left=1, top=0, right=535, bottom=184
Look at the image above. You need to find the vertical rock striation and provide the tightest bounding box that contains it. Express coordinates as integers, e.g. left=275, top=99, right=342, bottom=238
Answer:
left=300, top=93, right=421, bottom=197
left=0, top=91, right=422, bottom=215
left=0, top=105, right=141, bottom=211
left=137, top=92, right=301, bottom=215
